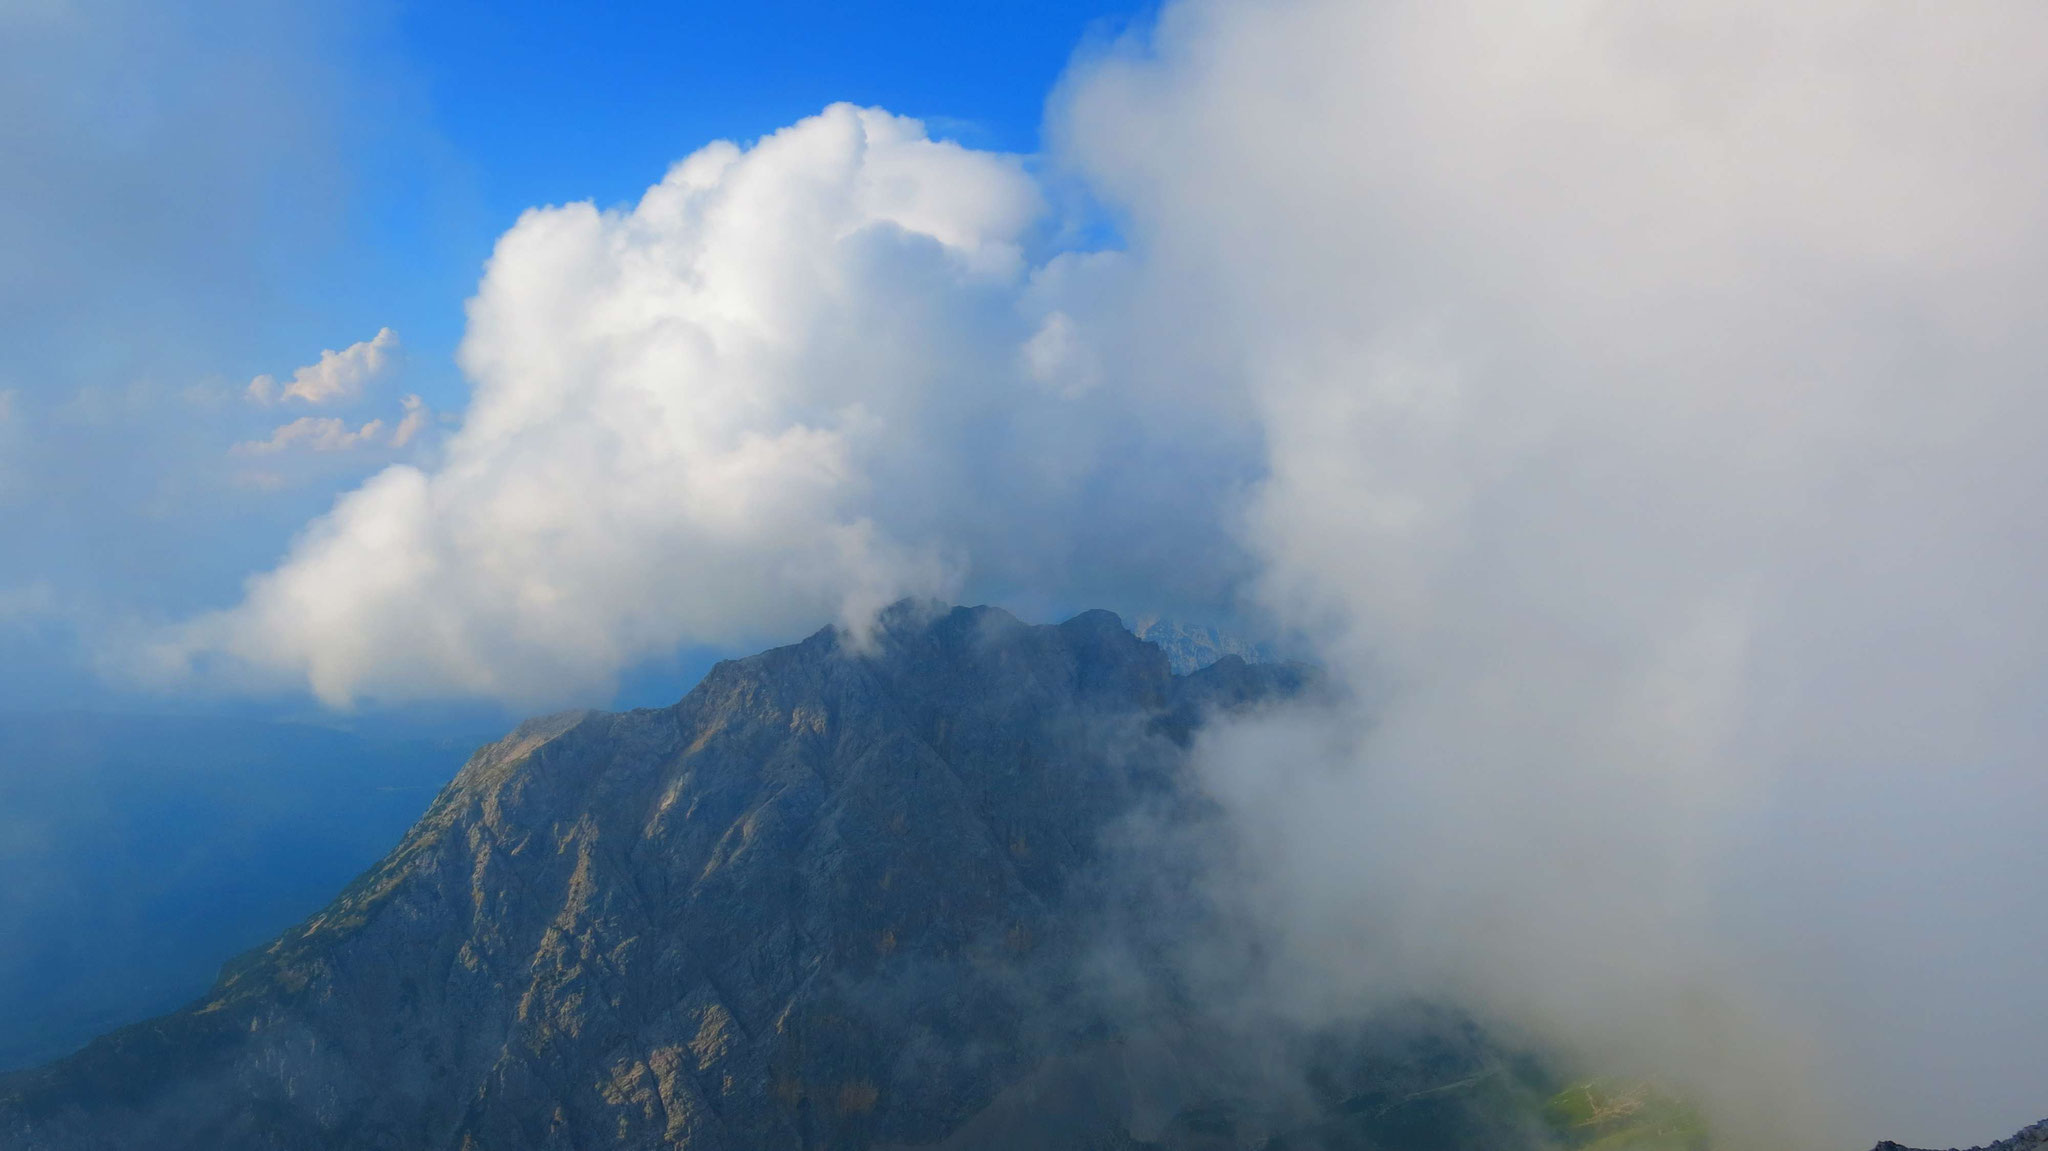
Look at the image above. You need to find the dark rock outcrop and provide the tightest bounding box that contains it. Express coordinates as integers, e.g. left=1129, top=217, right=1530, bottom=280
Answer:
left=1875, top=1120, right=2048, bottom=1151
left=0, top=603, right=1532, bottom=1150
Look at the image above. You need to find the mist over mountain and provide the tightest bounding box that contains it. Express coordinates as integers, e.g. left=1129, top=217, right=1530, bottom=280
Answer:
left=1873, top=1121, right=2048, bottom=1151
left=5, top=607, right=2039, bottom=1151
left=1125, top=618, right=1275, bottom=677
left=7, top=604, right=1560, bottom=1150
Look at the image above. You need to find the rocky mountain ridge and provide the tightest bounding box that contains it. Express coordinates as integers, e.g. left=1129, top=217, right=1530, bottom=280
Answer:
left=1874, top=1120, right=2048, bottom=1151
left=1124, top=618, right=1274, bottom=677
left=12, top=602, right=1520, bottom=1151
left=3, top=603, right=2035, bottom=1150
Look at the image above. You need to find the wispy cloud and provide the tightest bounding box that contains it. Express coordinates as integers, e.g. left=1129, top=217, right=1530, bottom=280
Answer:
left=0, top=581, right=56, bottom=625
left=247, top=328, right=398, bottom=406
left=232, top=392, right=431, bottom=458
left=232, top=415, right=384, bottom=455
left=0, top=0, right=377, bottom=707
left=388, top=394, right=428, bottom=447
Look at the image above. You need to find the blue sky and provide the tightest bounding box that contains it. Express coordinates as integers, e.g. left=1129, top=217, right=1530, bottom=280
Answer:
left=0, top=0, right=1144, bottom=720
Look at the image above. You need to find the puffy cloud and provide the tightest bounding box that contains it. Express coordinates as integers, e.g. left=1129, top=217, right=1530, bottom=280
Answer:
left=1055, top=0, right=2048, bottom=1145
left=168, top=104, right=1254, bottom=706
left=247, top=327, right=397, bottom=405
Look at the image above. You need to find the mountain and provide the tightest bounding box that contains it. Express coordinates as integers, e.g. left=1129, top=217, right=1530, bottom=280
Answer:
left=1124, top=617, right=1274, bottom=677
left=1875, top=1120, right=2048, bottom=1151
left=0, top=603, right=1547, bottom=1151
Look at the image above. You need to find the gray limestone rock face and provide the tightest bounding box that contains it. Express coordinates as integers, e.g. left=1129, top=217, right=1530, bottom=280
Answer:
left=0, top=603, right=1531, bottom=1151
left=1125, top=617, right=1274, bottom=677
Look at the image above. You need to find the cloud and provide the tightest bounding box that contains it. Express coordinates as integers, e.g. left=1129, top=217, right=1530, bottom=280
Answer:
left=1054, top=0, right=2048, bottom=1145
left=388, top=394, right=428, bottom=447
left=0, top=581, right=57, bottom=626
left=231, top=415, right=384, bottom=455
left=165, top=104, right=1255, bottom=706
left=231, top=392, right=432, bottom=459
left=0, top=0, right=400, bottom=707
left=246, top=327, right=398, bottom=405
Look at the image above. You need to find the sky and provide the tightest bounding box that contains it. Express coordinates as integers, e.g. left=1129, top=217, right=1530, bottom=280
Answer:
left=5, top=1, right=2048, bottom=1146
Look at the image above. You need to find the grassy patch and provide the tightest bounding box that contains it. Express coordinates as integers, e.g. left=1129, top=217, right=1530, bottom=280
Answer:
left=1544, top=1079, right=1711, bottom=1151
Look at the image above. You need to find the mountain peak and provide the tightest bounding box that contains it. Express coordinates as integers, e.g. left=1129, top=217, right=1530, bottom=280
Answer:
left=1, top=604, right=1328, bottom=1151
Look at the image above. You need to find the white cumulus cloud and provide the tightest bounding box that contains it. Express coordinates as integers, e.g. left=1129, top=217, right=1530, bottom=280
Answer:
left=168, top=104, right=1251, bottom=706
left=247, top=327, right=398, bottom=405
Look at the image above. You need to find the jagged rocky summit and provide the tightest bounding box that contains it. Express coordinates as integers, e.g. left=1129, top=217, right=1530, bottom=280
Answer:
left=0, top=602, right=1541, bottom=1151
left=1875, top=1121, right=2048, bottom=1151
left=1125, top=617, right=1274, bottom=677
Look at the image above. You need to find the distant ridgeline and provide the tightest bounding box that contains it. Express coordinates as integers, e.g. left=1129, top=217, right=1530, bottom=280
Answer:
left=1126, top=614, right=1278, bottom=676
left=1875, top=1120, right=2048, bottom=1151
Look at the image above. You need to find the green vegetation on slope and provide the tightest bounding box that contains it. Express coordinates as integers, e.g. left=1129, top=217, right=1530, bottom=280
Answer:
left=1544, top=1079, right=1711, bottom=1151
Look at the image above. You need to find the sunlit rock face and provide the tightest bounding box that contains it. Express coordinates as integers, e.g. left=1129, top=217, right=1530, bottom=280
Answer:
left=1125, top=617, right=1275, bottom=677
left=0, top=602, right=1536, bottom=1151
